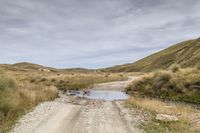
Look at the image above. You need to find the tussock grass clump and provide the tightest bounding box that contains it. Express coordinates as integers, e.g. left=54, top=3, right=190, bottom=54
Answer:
left=0, top=71, right=16, bottom=91
left=126, top=68, right=200, bottom=104
left=170, top=64, right=180, bottom=73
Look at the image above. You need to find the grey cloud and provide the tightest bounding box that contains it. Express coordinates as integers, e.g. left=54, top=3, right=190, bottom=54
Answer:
left=0, top=0, right=200, bottom=68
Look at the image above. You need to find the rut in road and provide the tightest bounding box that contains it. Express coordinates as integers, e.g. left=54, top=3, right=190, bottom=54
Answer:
left=63, top=100, right=139, bottom=133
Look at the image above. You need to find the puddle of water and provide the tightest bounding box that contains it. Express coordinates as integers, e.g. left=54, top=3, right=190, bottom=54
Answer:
left=72, top=90, right=129, bottom=101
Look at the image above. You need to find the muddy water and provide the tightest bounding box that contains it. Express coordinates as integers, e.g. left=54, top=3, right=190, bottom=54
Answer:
left=72, top=90, right=129, bottom=101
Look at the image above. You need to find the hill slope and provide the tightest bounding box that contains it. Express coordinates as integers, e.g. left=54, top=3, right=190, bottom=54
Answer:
left=104, top=38, right=200, bottom=72
left=0, top=62, right=93, bottom=73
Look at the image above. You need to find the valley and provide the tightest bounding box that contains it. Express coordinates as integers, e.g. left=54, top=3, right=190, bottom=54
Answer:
left=0, top=38, right=200, bottom=133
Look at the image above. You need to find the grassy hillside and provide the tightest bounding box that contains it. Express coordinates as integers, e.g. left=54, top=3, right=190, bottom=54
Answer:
left=104, top=38, right=200, bottom=72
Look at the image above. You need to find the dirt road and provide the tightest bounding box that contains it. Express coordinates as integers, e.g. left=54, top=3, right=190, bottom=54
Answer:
left=11, top=79, right=141, bottom=133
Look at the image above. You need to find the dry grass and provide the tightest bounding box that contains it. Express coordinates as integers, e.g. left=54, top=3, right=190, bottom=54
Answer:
left=22, top=71, right=127, bottom=91
left=0, top=71, right=58, bottom=133
left=55, top=73, right=126, bottom=91
left=125, top=67, right=200, bottom=132
left=126, top=97, right=200, bottom=133
left=126, top=67, right=200, bottom=104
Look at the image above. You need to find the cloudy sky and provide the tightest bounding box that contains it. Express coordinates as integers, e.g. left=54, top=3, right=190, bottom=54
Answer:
left=0, top=0, right=200, bottom=68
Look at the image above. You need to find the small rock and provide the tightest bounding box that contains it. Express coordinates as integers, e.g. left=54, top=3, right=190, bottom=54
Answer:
left=156, top=114, right=178, bottom=122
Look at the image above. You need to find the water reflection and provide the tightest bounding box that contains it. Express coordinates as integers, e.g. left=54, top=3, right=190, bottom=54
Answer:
left=74, top=90, right=128, bottom=101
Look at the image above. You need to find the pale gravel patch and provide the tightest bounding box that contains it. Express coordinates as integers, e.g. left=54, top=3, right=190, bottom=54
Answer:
left=11, top=102, right=66, bottom=133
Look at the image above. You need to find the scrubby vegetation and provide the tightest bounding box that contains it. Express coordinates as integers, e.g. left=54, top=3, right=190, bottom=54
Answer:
left=55, top=74, right=126, bottom=91
left=126, top=67, right=200, bottom=104
left=27, top=73, right=126, bottom=91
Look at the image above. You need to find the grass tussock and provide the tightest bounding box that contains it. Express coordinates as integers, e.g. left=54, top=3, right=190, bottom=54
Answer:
left=126, top=67, right=200, bottom=104
left=170, top=64, right=180, bottom=73
left=0, top=71, right=58, bottom=133
left=126, top=97, right=200, bottom=133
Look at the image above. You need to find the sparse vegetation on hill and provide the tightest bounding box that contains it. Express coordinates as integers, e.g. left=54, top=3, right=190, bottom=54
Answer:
left=104, top=38, right=200, bottom=72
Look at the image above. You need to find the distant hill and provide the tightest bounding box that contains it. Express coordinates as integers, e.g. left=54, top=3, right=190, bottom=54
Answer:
left=60, top=68, right=94, bottom=73
left=10, top=62, right=58, bottom=72
left=104, top=38, right=200, bottom=72
left=12, top=62, right=49, bottom=70
left=0, top=62, right=93, bottom=73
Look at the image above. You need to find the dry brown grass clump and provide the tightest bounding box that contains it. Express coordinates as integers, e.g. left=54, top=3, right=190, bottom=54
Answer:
left=170, top=64, right=180, bottom=73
